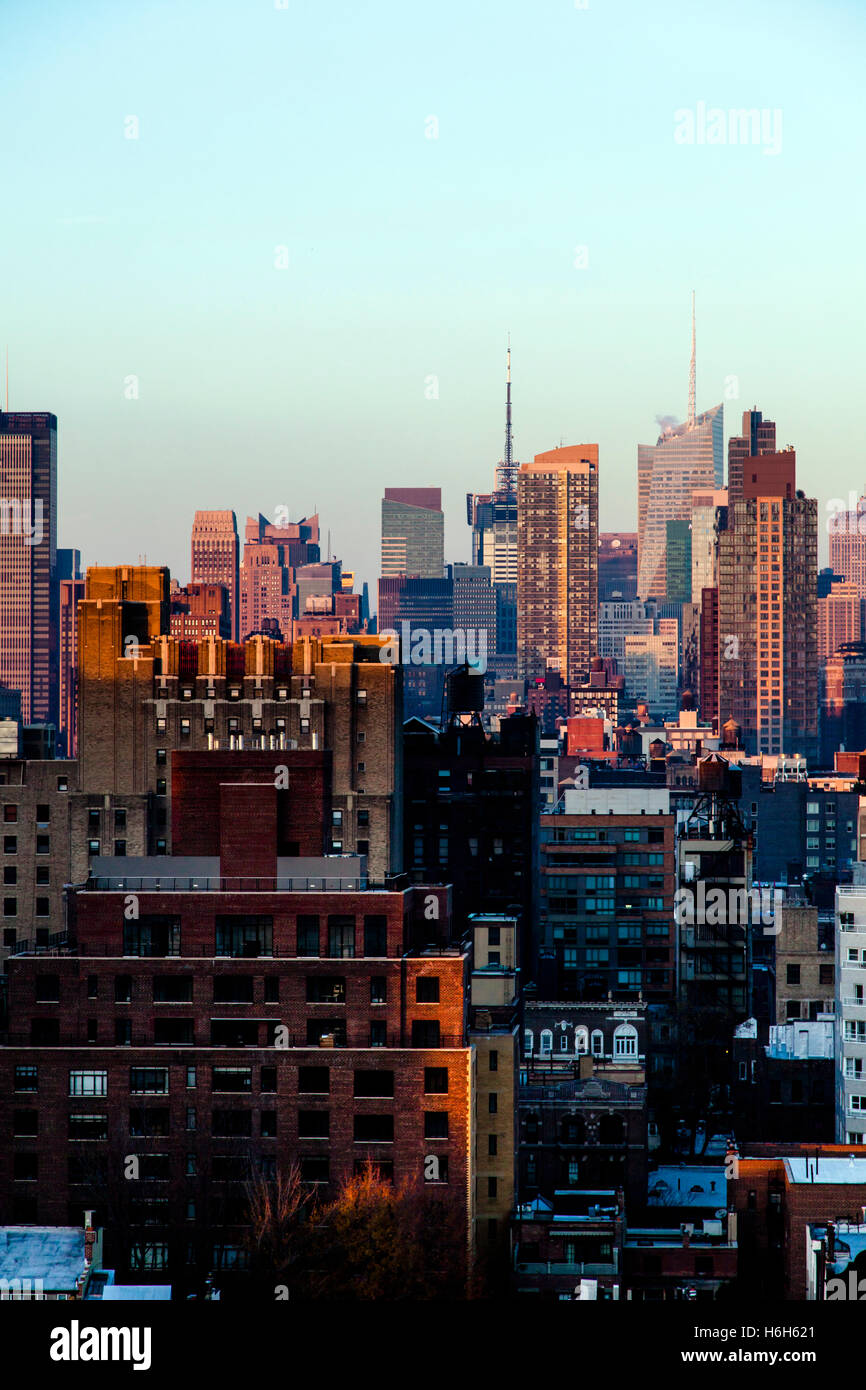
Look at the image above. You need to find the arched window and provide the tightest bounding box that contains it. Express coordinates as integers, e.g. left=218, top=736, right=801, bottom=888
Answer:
left=613, top=1023, right=638, bottom=1059
left=575, top=1027, right=589, bottom=1055
left=524, top=1029, right=534, bottom=1056
left=590, top=1029, right=604, bottom=1057
left=540, top=1029, right=553, bottom=1056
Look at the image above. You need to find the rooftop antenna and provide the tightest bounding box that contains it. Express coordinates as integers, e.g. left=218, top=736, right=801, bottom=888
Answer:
left=5, top=346, right=8, bottom=411
left=687, top=290, right=696, bottom=428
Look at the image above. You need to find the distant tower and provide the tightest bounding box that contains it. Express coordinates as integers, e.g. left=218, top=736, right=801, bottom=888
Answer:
left=688, top=290, right=696, bottom=428
left=495, top=339, right=517, bottom=494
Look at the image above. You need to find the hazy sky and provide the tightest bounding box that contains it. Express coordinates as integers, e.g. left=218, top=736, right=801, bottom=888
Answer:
left=2, top=0, right=864, bottom=599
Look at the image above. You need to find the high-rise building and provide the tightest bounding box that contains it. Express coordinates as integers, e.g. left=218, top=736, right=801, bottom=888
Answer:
left=727, top=408, right=776, bottom=505
left=239, top=513, right=319, bottom=640
left=623, top=620, right=680, bottom=718
left=829, top=494, right=866, bottom=621
left=58, top=548, right=83, bottom=757
left=598, top=533, right=638, bottom=601
left=835, top=874, right=866, bottom=1144
left=0, top=410, right=58, bottom=727
left=190, top=510, right=239, bottom=641
left=516, top=445, right=598, bottom=686
left=170, top=581, right=232, bottom=640
left=637, top=405, right=723, bottom=599
left=380, top=488, right=443, bottom=579
left=818, top=579, right=861, bottom=661
left=717, top=450, right=818, bottom=758
left=664, top=519, right=692, bottom=603
left=690, top=488, right=728, bottom=603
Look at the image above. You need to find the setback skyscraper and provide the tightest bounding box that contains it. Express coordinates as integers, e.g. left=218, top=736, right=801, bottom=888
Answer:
left=0, top=409, right=58, bottom=727
left=190, top=510, right=240, bottom=641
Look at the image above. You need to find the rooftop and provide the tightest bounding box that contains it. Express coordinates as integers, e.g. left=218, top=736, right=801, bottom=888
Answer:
left=786, top=1157, right=866, bottom=1185
left=0, top=1227, right=86, bottom=1290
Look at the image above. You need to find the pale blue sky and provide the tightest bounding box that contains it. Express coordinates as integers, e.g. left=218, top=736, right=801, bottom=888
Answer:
left=1, top=0, right=864, bottom=596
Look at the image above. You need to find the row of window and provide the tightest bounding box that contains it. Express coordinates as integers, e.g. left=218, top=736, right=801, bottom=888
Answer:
left=117, top=914, right=394, bottom=958
left=524, top=1024, right=639, bottom=1058
left=13, top=1156, right=449, bottom=1190
left=25, top=1017, right=447, bottom=1048
left=23, top=1064, right=452, bottom=1097
left=29, top=972, right=434, bottom=1005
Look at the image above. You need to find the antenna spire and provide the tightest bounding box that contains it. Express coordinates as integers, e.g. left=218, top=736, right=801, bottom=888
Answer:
left=496, top=334, right=517, bottom=493
left=688, top=290, right=696, bottom=427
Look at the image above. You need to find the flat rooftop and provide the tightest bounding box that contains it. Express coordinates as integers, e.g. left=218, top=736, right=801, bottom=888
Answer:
left=0, top=1227, right=85, bottom=1289
left=786, top=1157, right=866, bottom=1185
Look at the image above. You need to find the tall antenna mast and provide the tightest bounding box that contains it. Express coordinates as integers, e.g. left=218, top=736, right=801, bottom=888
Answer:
left=687, top=290, right=696, bottom=428
left=5, top=346, right=8, bottom=411
left=496, top=334, right=517, bottom=493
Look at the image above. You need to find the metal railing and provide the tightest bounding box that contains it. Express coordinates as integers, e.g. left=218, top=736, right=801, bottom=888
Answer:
left=86, top=876, right=368, bottom=894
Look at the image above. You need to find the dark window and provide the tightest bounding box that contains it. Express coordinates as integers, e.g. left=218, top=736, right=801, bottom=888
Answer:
left=354, top=1114, right=394, bottom=1143
left=261, top=1110, right=277, bottom=1137
left=13, top=1154, right=38, bottom=1181
left=210, top=1020, right=259, bottom=1047
left=300, top=1156, right=329, bottom=1183
left=488, top=1093, right=498, bottom=1114
left=14, top=1065, right=37, bottom=1092
left=370, top=976, right=386, bottom=1004
left=264, top=976, right=279, bottom=1003
left=354, top=1070, right=394, bottom=1097
left=487, top=1177, right=497, bottom=1198
left=819, top=963, right=834, bottom=985
left=416, top=976, right=440, bottom=1003
left=215, top=915, right=273, bottom=958
left=298, top=1110, right=329, bottom=1138
left=296, top=915, right=320, bottom=956
left=306, top=976, right=346, bottom=1004
left=4, top=897, right=17, bottom=916
left=35, top=974, right=60, bottom=1002
left=489, top=1050, right=498, bottom=1072
left=488, top=1134, right=498, bottom=1156
left=3, top=866, right=16, bottom=885
left=13, top=1109, right=38, bottom=1136
left=153, top=1019, right=194, bottom=1045
left=115, top=1019, right=132, bottom=1045
left=3, top=804, right=18, bottom=822
left=786, top=964, right=801, bottom=985
left=154, top=976, right=193, bottom=1003
left=305, top=1018, right=346, bottom=1046
left=211, top=1068, right=252, bottom=1092
left=327, top=915, right=355, bottom=959
left=424, top=1111, right=449, bottom=1139
left=68, top=1114, right=108, bottom=1141
left=298, top=1066, right=330, bottom=1093
left=3, top=837, right=17, bottom=854
left=424, top=1067, right=448, bottom=1094
left=36, top=835, right=50, bottom=855
left=35, top=897, right=50, bottom=917
left=213, top=975, right=254, bottom=1003
left=261, top=1066, right=277, bottom=1093
left=115, top=975, right=132, bottom=1003
left=412, top=1020, right=441, bottom=1048
left=129, top=1107, right=171, bottom=1137
left=363, top=915, right=388, bottom=956
left=212, top=1110, right=253, bottom=1137
left=370, top=1021, right=387, bottom=1047
left=124, top=916, right=180, bottom=957
left=30, top=1019, right=59, bottom=1045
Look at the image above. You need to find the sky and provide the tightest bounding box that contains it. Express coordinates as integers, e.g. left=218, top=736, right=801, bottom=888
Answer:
left=1, top=0, right=864, bottom=600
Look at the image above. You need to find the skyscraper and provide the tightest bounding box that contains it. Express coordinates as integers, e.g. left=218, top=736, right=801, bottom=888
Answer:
left=690, top=488, right=728, bottom=602
left=727, top=408, right=777, bottom=505
left=0, top=409, right=58, bottom=726
left=818, top=579, right=861, bottom=661
left=467, top=346, right=519, bottom=674
left=664, top=519, right=692, bottom=603
left=829, top=493, right=866, bottom=616
left=239, top=512, right=320, bottom=640
left=517, top=445, right=598, bottom=686
left=637, top=299, right=723, bottom=599
left=717, top=450, right=818, bottom=758
left=58, top=548, right=83, bottom=757
left=380, top=488, right=444, bottom=578
left=190, top=510, right=240, bottom=641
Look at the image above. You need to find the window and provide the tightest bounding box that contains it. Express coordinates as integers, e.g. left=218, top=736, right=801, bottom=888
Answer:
left=3, top=866, right=16, bottom=884
left=129, top=1068, right=169, bottom=1094
left=363, top=915, right=387, bottom=956
left=300, top=1157, right=329, bottom=1184
left=261, top=1066, right=277, bottom=1092
left=212, top=1068, right=253, bottom=1092
left=488, top=1134, right=498, bottom=1156
left=115, top=1019, right=132, bottom=1045
left=115, top=975, right=132, bottom=1003
left=306, top=976, right=346, bottom=1004
left=69, top=1070, right=107, bottom=1098
left=68, top=1114, right=108, bottom=1141
left=3, top=805, right=18, bottom=822
left=412, top=1020, right=440, bottom=1048
left=35, top=897, right=50, bottom=918
left=354, top=1114, right=393, bottom=1143
left=154, top=1018, right=194, bottom=1045
left=425, top=1111, right=449, bottom=1139
left=124, top=916, right=181, bottom=958
left=296, top=915, right=320, bottom=956
left=354, top=1069, right=394, bottom=1097
left=424, top=1067, right=448, bottom=1094
left=215, top=915, right=273, bottom=958
left=298, top=1110, right=329, bottom=1138
left=298, top=1067, right=330, bottom=1094
left=416, top=976, right=440, bottom=1003
left=264, top=975, right=279, bottom=1003
left=154, top=976, right=194, bottom=1003
left=370, top=976, right=386, bottom=1004
left=212, top=1109, right=253, bottom=1137
left=489, top=1093, right=498, bottom=1114
left=4, top=897, right=17, bottom=917
left=13, top=1155, right=38, bottom=1182
left=14, top=1066, right=37, bottom=1092
left=3, top=836, right=16, bottom=854
left=370, top=1021, right=386, bottom=1047
left=327, top=916, right=355, bottom=959
left=591, top=1030, right=604, bottom=1057
left=786, top=964, right=801, bottom=985
left=13, top=1109, right=38, bottom=1137
left=213, top=976, right=254, bottom=1003
left=36, top=974, right=60, bottom=1002
left=613, top=1023, right=638, bottom=1058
